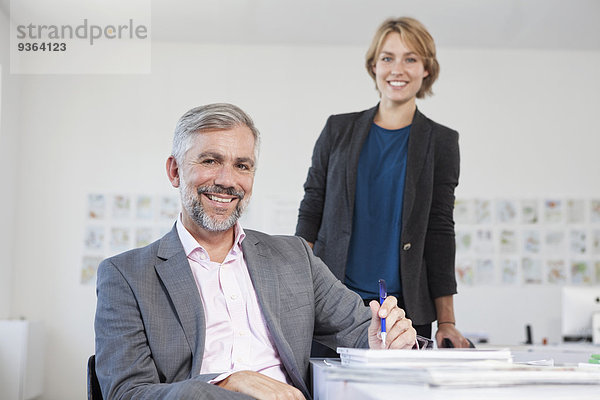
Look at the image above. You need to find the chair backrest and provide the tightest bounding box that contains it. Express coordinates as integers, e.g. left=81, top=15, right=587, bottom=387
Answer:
left=87, top=355, right=103, bottom=400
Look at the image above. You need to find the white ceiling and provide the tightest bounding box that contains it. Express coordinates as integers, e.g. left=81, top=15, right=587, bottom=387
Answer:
left=2, top=0, right=600, bottom=51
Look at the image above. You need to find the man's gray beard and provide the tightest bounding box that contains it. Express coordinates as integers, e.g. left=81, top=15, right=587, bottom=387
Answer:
left=180, top=181, right=249, bottom=232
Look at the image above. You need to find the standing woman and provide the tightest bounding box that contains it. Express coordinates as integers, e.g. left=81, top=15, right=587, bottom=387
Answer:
left=296, top=17, right=470, bottom=350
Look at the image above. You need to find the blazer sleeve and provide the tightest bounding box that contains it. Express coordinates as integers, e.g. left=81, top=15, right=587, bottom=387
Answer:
left=424, top=128, right=460, bottom=299
left=295, top=116, right=334, bottom=243
left=94, top=258, right=253, bottom=400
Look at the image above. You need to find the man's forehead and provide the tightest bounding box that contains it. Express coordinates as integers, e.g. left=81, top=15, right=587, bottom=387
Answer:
left=188, top=127, right=255, bottom=158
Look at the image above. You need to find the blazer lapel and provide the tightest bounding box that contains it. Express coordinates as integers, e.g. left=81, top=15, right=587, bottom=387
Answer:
left=403, top=109, right=432, bottom=221
left=154, top=227, right=206, bottom=376
left=345, top=105, right=379, bottom=218
left=241, top=232, right=310, bottom=397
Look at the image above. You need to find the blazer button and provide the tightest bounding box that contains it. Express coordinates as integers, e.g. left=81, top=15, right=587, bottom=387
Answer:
left=403, top=243, right=411, bottom=251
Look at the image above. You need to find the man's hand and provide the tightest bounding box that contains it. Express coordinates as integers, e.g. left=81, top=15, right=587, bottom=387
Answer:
left=216, top=370, right=305, bottom=400
left=367, top=296, right=416, bottom=349
left=435, top=323, right=471, bottom=348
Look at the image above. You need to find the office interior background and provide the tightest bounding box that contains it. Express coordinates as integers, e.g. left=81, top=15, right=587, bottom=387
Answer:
left=1, top=0, right=600, bottom=399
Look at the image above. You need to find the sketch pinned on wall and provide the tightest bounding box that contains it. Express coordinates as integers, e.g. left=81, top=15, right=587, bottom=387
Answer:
left=521, top=199, right=539, bottom=224
left=571, top=261, right=592, bottom=284
left=543, top=199, right=563, bottom=223
left=546, top=259, right=567, bottom=284
left=88, top=193, right=106, bottom=219
left=522, top=230, right=541, bottom=254
left=81, top=255, right=104, bottom=285
left=456, top=259, right=474, bottom=286
left=455, top=230, right=473, bottom=253
left=545, top=231, right=565, bottom=254
left=474, top=229, right=494, bottom=254
left=500, top=258, right=518, bottom=284
left=455, top=197, right=599, bottom=287
left=84, top=226, right=105, bottom=251
left=592, top=230, right=600, bottom=254
left=81, top=192, right=180, bottom=285
left=567, top=199, right=585, bottom=223
left=475, top=199, right=492, bottom=224
left=569, top=230, right=586, bottom=254
left=591, top=199, right=600, bottom=222
left=160, top=196, right=180, bottom=220
left=476, top=259, right=495, bottom=285
left=496, top=199, right=517, bottom=224
left=112, top=195, right=132, bottom=219
left=136, top=195, right=154, bottom=220
left=454, top=199, right=473, bottom=224
left=498, top=229, right=518, bottom=254
left=522, top=257, right=543, bottom=284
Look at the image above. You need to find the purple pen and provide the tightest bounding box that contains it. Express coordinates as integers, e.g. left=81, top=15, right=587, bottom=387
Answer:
left=378, top=279, right=387, bottom=347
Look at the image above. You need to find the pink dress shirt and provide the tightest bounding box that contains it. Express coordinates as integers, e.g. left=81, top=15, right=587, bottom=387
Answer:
left=175, top=218, right=290, bottom=384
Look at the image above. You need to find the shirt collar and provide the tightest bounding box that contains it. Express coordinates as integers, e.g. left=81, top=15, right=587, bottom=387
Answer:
left=176, top=214, right=246, bottom=258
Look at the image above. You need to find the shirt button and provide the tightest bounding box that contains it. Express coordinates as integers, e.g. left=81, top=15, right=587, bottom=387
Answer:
left=199, top=253, right=207, bottom=260
left=403, top=243, right=412, bottom=251
left=230, top=294, right=238, bottom=300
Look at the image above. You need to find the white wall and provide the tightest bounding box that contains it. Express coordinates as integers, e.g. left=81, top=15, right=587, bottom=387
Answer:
left=4, top=40, right=600, bottom=399
left=0, top=6, right=20, bottom=319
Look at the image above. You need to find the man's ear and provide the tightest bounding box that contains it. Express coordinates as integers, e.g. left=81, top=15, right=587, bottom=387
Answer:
left=166, top=156, right=180, bottom=188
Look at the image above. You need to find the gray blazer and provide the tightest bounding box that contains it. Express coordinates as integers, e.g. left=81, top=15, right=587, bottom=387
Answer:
left=296, top=105, right=459, bottom=325
left=95, top=227, right=371, bottom=400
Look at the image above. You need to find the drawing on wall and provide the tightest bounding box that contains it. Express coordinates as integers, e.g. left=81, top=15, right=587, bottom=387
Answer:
left=475, top=199, right=492, bottom=224
left=500, top=258, right=518, bottom=284
left=569, top=230, right=586, bottom=254
left=456, top=230, right=473, bottom=253
left=474, top=229, right=494, bottom=254
left=456, top=259, right=474, bottom=286
left=496, top=199, right=517, bottom=224
left=522, top=230, right=541, bottom=254
left=591, top=199, right=600, bottom=222
left=545, top=231, right=565, bottom=254
left=567, top=199, right=585, bottom=223
left=454, top=199, right=473, bottom=224
left=81, top=192, right=180, bottom=285
left=81, top=255, right=104, bottom=285
left=455, top=197, right=599, bottom=287
left=88, top=194, right=106, bottom=219
left=571, top=261, right=592, bottom=284
left=546, top=259, right=566, bottom=284
left=499, top=230, right=518, bottom=254
left=522, top=257, right=543, bottom=284
left=521, top=199, right=539, bottom=224
left=112, top=195, right=131, bottom=219
left=136, top=195, right=154, bottom=220
left=543, top=199, right=563, bottom=223
left=476, top=259, right=495, bottom=285
left=592, top=230, right=600, bottom=254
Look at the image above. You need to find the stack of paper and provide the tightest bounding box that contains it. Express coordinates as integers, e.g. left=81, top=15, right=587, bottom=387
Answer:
left=330, top=348, right=600, bottom=387
left=337, top=347, right=512, bottom=368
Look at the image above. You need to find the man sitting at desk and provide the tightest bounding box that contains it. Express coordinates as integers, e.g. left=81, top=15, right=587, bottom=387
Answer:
left=94, top=103, right=417, bottom=400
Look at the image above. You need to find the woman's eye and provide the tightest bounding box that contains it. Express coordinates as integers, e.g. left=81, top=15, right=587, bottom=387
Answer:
left=381, top=56, right=392, bottom=62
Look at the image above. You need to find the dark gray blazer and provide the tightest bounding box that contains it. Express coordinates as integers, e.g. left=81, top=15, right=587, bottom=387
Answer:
left=94, top=227, right=370, bottom=400
left=296, top=105, right=459, bottom=325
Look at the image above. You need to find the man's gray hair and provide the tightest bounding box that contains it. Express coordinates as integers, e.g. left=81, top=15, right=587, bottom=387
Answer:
left=172, top=103, right=261, bottom=165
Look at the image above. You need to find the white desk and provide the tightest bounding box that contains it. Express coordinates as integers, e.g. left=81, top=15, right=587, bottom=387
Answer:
left=311, top=345, right=600, bottom=400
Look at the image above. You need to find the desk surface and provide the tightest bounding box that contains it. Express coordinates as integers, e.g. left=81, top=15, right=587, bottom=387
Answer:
left=311, top=344, right=600, bottom=400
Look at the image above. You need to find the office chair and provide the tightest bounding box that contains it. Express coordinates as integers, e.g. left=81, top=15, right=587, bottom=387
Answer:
left=87, top=355, right=103, bottom=400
